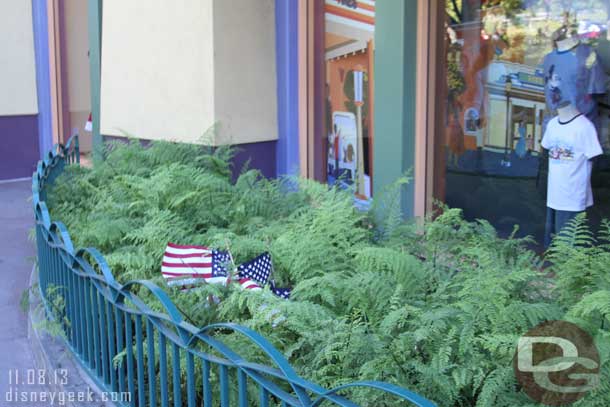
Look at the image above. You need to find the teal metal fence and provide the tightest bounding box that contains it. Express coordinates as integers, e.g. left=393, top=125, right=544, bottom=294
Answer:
left=32, top=135, right=436, bottom=407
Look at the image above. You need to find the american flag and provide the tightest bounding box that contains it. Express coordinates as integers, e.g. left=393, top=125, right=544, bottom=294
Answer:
left=161, top=243, right=230, bottom=289
left=270, top=280, right=291, bottom=299
left=237, top=252, right=272, bottom=291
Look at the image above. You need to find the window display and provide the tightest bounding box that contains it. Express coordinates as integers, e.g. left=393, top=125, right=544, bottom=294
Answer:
left=440, top=0, right=610, bottom=246
left=324, top=0, right=375, bottom=201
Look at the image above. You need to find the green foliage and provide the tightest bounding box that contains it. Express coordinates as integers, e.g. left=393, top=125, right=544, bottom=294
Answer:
left=47, top=139, right=609, bottom=406
left=25, top=283, right=70, bottom=340
left=547, top=215, right=610, bottom=308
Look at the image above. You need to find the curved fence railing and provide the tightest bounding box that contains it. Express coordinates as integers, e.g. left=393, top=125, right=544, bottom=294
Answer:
left=32, top=134, right=437, bottom=407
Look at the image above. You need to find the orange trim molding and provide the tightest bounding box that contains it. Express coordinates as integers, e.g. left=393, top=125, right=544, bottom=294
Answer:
left=357, top=2, right=375, bottom=12
left=47, top=0, right=63, bottom=144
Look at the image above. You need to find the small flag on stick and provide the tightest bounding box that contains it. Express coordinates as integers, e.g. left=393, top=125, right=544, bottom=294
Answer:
left=270, top=280, right=291, bottom=299
left=237, top=252, right=272, bottom=291
left=161, top=243, right=229, bottom=289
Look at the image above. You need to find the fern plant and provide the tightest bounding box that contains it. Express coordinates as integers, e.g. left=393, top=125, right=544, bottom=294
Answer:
left=45, top=139, right=609, bottom=406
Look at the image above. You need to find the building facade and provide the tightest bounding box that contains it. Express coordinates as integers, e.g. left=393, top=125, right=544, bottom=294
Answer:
left=0, top=1, right=44, bottom=180
left=6, top=0, right=610, bottom=246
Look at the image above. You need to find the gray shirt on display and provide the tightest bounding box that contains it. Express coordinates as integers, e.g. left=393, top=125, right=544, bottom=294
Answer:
left=542, top=43, right=607, bottom=118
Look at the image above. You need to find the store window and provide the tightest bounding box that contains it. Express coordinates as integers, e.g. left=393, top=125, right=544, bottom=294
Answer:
left=437, top=0, right=610, bottom=247
left=323, top=0, right=375, bottom=201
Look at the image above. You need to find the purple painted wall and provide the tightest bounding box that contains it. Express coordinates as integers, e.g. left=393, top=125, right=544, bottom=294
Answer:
left=0, top=115, right=40, bottom=180
left=232, top=140, right=277, bottom=180
left=32, top=0, right=54, bottom=158
left=275, top=0, right=299, bottom=176
left=57, top=0, right=71, bottom=142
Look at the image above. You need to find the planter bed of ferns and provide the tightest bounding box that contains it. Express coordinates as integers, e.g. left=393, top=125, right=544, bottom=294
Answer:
left=47, top=140, right=610, bottom=406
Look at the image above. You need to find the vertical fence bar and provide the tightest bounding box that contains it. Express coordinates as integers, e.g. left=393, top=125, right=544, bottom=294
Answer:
left=49, top=240, right=55, bottom=292
left=54, top=246, right=59, bottom=294
left=135, top=315, right=146, bottom=407
left=47, top=242, right=52, bottom=296
left=99, top=294, right=110, bottom=385
left=47, top=240, right=54, bottom=296
left=58, top=248, right=69, bottom=338
left=171, top=343, right=181, bottom=407
left=125, top=313, right=136, bottom=407
left=146, top=320, right=156, bottom=407
left=259, top=387, right=269, bottom=407
left=43, top=236, right=51, bottom=298
left=158, top=333, right=169, bottom=407
left=220, top=365, right=229, bottom=407
left=43, top=235, right=50, bottom=298
left=50, top=246, right=58, bottom=319
left=84, top=279, right=95, bottom=368
left=92, top=289, right=101, bottom=377
left=46, top=243, right=53, bottom=295
left=238, top=370, right=247, bottom=407
left=53, top=246, right=66, bottom=334
left=68, top=263, right=78, bottom=351
left=60, top=250, right=69, bottom=339
left=106, top=300, right=118, bottom=392
left=186, top=352, right=195, bottom=407
left=115, top=308, right=127, bottom=395
left=202, top=359, right=212, bottom=407
left=48, top=242, right=54, bottom=293
left=76, top=275, right=86, bottom=361
left=35, top=225, right=43, bottom=292
left=62, top=253, right=70, bottom=341
left=41, top=232, right=47, bottom=294
left=41, top=230, right=47, bottom=294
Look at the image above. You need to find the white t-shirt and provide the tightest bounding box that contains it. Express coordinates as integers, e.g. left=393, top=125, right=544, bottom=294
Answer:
left=541, top=114, right=602, bottom=211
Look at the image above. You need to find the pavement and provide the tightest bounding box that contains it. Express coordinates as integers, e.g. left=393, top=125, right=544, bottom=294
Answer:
left=0, top=179, right=49, bottom=405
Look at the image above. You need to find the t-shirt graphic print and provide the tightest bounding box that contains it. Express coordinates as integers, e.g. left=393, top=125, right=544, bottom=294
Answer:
left=541, top=114, right=602, bottom=211
left=548, top=144, right=574, bottom=161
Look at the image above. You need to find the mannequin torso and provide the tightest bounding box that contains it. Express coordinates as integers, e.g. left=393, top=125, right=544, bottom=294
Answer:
left=556, top=37, right=580, bottom=53
left=557, top=102, right=581, bottom=123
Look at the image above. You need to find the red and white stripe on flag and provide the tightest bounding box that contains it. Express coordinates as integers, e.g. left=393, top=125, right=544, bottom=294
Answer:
left=238, top=278, right=262, bottom=291
left=161, top=243, right=227, bottom=288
